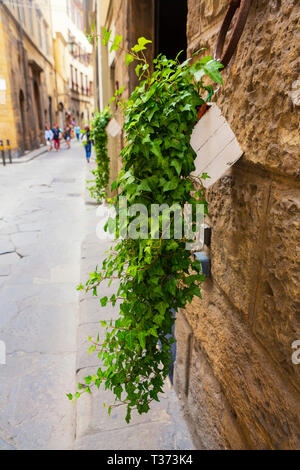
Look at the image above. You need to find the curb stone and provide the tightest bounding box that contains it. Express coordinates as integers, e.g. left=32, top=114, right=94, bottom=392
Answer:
left=0, top=146, right=48, bottom=165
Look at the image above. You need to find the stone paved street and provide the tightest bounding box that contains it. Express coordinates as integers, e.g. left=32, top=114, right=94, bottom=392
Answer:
left=74, top=205, right=194, bottom=450
left=0, top=141, right=86, bottom=449
left=0, top=141, right=194, bottom=450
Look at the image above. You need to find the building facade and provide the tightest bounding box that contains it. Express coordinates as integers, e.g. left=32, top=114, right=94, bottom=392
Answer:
left=94, top=0, right=300, bottom=449
left=0, top=0, right=56, bottom=157
left=93, top=0, right=188, bottom=192
left=51, top=0, right=94, bottom=129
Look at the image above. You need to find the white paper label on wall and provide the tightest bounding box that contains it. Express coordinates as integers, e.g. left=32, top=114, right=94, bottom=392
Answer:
left=0, top=79, right=6, bottom=91
left=190, top=103, right=243, bottom=188
left=106, top=118, right=122, bottom=137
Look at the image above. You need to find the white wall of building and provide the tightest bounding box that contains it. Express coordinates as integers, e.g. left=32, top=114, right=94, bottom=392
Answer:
left=50, top=0, right=93, bottom=122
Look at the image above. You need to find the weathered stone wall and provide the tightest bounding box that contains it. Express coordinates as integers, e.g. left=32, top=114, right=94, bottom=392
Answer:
left=104, top=0, right=128, bottom=190
left=104, top=0, right=154, bottom=191
left=174, top=0, right=300, bottom=449
left=0, top=4, right=56, bottom=157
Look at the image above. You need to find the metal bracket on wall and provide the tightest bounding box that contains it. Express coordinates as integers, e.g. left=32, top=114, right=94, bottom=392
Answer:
left=204, top=225, right=212, bottom=247
left=194, top=251, right=211, bottom=278
left=214, top=0, right=252, bottom=69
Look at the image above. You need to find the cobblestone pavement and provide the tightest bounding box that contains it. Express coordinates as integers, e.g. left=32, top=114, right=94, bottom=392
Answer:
left=74, top=202, right=195, bottom=450
left=0, top=141, right=194, bottom=450
left=0, top=141, right=86, bottom=449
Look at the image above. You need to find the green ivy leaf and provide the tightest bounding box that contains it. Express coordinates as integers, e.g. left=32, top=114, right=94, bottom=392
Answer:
left=156, top=301, right=168, bottom=316
left=125, top=407, right=131, bottom=424
left=71, top=47, right=221, bottom=424
left=163, top=179, right=178, bottom=192
left=135, top=64, right=142, bottom=77
left=138, top=331, right=146, bottom=349
left=107, top=217, right=116, bottom=234
left=102, top=26, right=112, bottom=46
left=170, top=159, right=182, bottom=176
left=100, top=296, right=108, bottom=307
left=125, top=53, right=135, bottom=67
left=203, top=59, right=223, bottom=84
left=131, top=37, right=152, bottom=53
left=111, top=180, right=118, bottom=191
left=110, top=34, right=123, bottom=52
left=137, top=180, right=152, bottom=192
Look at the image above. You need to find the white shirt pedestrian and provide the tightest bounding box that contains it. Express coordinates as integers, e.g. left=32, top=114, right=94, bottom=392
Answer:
left=45, top=129, right=53, bottom=151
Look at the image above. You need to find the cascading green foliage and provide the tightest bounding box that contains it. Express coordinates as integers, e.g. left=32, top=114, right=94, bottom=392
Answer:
left=68, top=32, right=223, bottom=422
left=88, top=108, right=111, bottom=202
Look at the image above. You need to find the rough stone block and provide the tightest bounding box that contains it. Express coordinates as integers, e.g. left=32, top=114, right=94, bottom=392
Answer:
left=174, top=309, right=193, bottom=397
left=187, top=0, right=300, bottom=177
left=207, top=171, right=270, bottom=318
left=186, top=340, right=248, bottom=449
left=184, top=281, right=300, bottom=449
left=253, top=183, right=300, bottom=390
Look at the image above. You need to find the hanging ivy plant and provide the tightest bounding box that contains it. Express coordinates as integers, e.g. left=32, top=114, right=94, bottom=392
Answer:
left=88, top=108, right=111, bottom=202
left=68, top=31, right=223, bottom=422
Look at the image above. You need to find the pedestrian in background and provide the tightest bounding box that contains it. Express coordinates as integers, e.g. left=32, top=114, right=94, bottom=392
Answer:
left=82, top=126, right=93, bottom=163
left=52, top=124, right=61, bottom=152
left=63, top=125, right=71, bottom=149
left=74, top=124, right=81, bottom=141
left=45, top=125, right=53, bottom=152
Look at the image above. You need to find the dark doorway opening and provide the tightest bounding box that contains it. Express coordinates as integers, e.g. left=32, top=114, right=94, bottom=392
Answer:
left=19, top=89, right=26, bottom=154
left=19, top=90, right=27, bottom=154
left=48, top=96, right=53, bottom=128
left=33, top=80, right=43, bottom=132
left=155, top=0, right=188, bottom=60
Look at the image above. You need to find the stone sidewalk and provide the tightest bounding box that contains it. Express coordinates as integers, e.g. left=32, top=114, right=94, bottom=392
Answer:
left=0, top=141, right=86, bottom=449
left=73, top=167, right=195, bottom=450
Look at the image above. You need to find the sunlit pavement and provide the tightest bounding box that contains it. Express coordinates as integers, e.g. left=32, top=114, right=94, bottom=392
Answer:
left=0, top=140, right=86, bottom=449
left=0, top=140, right=194, bottom=450
left=73, top=206, right=194, bottom=450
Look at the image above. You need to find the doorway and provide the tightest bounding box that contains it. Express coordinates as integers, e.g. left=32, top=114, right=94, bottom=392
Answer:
left=33, top=80, right=43, bottom=132
left=19, top=89, right=26, bottom=154
left=155, top=0, right=188, bottom=60
left=48, top=96, right=53, bottom=128
left=154, top=0, right=188, bottom=383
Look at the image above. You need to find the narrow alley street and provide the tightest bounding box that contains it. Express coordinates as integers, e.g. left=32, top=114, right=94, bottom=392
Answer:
left=0, top=143, right=195, bottom=451
left=0, top=0, right=299, bottom=455
left=0, top=142, right=86, bottom=449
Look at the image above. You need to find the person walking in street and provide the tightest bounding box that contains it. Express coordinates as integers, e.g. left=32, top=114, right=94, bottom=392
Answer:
left=45, top=125, right=53, bottom=152
left=63, top=125, right=71, bottom=149
left=82, top=126, right=93, bottom=163
left=74, top=124, right=81, bottom=141
left=52, top=124, right=61, bottom=152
